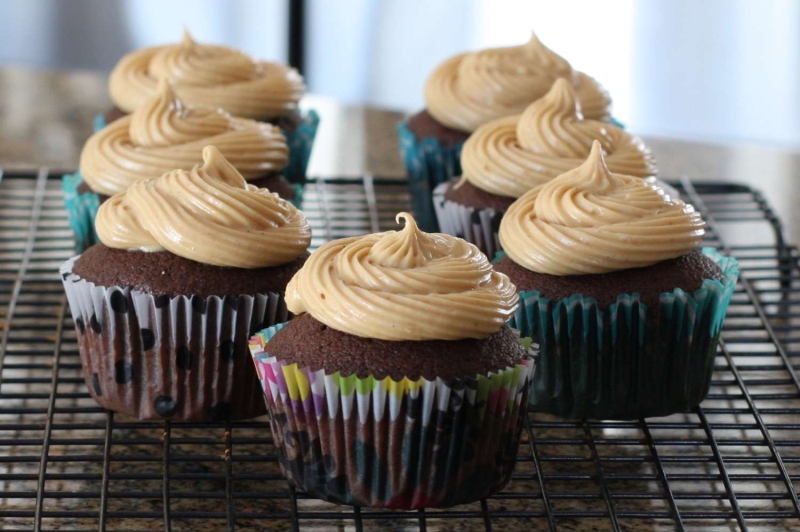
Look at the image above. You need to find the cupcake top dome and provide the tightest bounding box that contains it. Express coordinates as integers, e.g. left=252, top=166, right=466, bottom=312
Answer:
left=95, top=146, right=311, bottom=268
left=285, top=213, right=518, bottom=341
left=424, top=33, right=611, bottom=133
left=109, top=30, right=305, bottom=119
left=80, top=79, right=289, bottom=196
left=499, top=141, right=704, bottom=275
left=460, top=79, right=656, bottom=198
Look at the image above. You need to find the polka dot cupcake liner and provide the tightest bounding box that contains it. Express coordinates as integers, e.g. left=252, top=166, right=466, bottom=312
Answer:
left=60, top=256, right=288, bottom=421
left=249, top=324, right=536, bottom=509
left=432, top=181, right=504, bottom=260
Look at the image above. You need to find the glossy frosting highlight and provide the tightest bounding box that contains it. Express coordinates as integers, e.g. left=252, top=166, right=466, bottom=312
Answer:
left=460, top=78, right=655, bottom=198
left=95, top=146, right=311, bottom=268
left=285, top=213, right=518, bottom=341
left=499, top=141, right=705, bottom=275
left=109, top=30, right=305, bottom=119
left=81, top=80, right=289, bottom=196
left=424, top=33, right=611, bottom=133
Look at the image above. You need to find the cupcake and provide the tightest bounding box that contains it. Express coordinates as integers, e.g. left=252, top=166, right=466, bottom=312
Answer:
left=64, top=80, right=299, bottom=252
left=399, top=32, right=613, bottom=231
left=61, top=146, right=312, bottom=421
left=249, top=213, right=535, bottom=509
left=434, top=78, right=655, bottom=259
left=494, top=141, right=739, bottom=420
left=99, top=29, right=318, bottom=185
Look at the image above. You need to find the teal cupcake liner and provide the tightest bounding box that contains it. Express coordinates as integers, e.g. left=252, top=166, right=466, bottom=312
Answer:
left=62, top=172, right=99, bottom=253
left=508, top=248, right=739, bottom=420
left=397, top=120, right=464, bottom=232
left=61, top=172, right=305, bottom=254
left=280, top=109, right=320, bottom=185
left=93, top=109, right=319, bottom=185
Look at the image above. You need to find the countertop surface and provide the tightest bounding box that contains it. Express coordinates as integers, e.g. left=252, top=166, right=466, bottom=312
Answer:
left=2, top=65, right=800, bottom=244
left=1, top=66, right=799, bottom=532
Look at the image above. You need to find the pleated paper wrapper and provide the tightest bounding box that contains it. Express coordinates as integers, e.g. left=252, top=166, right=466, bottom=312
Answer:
left=250, top=324, right=536, bottom=509
left=61, top=256, right=289, bottom=421
left=509, top=247, right=739, bottom=420
left=433, top=181, right=504, bottom=260
left=397, top=120, right=464, bottom=232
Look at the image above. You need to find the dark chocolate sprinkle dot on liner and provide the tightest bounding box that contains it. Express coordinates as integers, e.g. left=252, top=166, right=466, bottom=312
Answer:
left=223, top=295, right=238, bottom=310
left=154, top=396, right=177, bottom=418
left=176, top=346, right=193, bottom=370
left=191, top=295, right=207, bottom=315
left=220, top=340, right=235, bottom=361
left=114, top=360, right=133, bottom=384
left=75, top=318, right=85, bottom=334
left=90, top=314, right=102, bottom=334
left=140, top=329, right=155, bottom=351
left=91, top=373, right=102, bottom=396
left=209, top=402, right=232, bottom=421
left=110, top=290, right=128, bottom=313
left=154, top=295, right=171, bottom=309
left=61, top=271, right=70, bottom=280
left=491, top=211, right=504, bottom=233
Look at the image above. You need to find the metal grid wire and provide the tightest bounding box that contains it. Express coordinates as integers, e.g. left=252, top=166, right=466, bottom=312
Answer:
left=0, top=170, right=798, bottom=532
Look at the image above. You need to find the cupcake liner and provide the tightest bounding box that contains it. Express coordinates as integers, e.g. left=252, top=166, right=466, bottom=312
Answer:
left=61, top=172, right=305, bottom=254
left=281, top=109, right=320, bottom=186
left=509, top=248, right=739, bottom=420
left=60, top=256, right=289, bottom=421
left=397, top=120, right=464, bottom=232
left=62, top=172, right=100, bottom=253
left=249, top=325, right=536, bottom=509
left=432, top=182, right=504, bottom=260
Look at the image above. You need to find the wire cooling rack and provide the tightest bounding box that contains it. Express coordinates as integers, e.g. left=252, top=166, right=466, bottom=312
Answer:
left=0, top=170, right=798, bottom=532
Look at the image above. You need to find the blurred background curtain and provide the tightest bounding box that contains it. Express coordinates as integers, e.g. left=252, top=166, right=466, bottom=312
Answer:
left=2, top=0, right=799, bottom=147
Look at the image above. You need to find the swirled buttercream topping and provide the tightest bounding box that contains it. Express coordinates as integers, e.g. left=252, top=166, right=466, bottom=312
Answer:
left=424, top=33, right=611, bottom=132
left=285, top=213, right=518, bottom=341
left=499, top=141, right=704, bottom=275
left=460, top=78, right=655, bottom=198
left=109, top=29, right=305, bottom=119
left=95, top=146, right=311, bottom=268
left=81, top=79, right=289, bottom=196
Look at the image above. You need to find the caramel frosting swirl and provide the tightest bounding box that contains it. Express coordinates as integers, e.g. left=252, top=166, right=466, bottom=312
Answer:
left=109, top=30, right=305, bottom=119
left=424, top=33, right=611, bottom=133
left=81, top=80, right=289, bottom=196
left=95, top=146, right=311, bottom=268
left=285, top=213, right=518, bottom=341
left=499, top=141, right=705, bottom=276
left=461, top=78, right=655, bottom=198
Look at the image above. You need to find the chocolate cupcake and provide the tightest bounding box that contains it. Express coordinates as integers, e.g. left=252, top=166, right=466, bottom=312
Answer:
left=494, top=141, right=739, bottom=420
left=61, top=146, right=312, bottom=421
left=97, top=30, right=318, bottom=185
left=434, top=78, right=655, bottom=259
left=249, top=213, right=535, bottom=509
left=64, top=80, right=299, bottom=252
left=398, top=33, right=613, bottom=231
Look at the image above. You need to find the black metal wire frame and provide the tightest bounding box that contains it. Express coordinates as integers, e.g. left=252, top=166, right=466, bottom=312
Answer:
left=0, top=170, right=798, bottom=531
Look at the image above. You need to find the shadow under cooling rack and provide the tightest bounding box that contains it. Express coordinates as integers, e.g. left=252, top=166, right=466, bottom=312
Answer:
left=0, top=170, right=798, bottom=532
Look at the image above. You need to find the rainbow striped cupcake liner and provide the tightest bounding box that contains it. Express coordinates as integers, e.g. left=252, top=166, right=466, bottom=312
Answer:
left=509, top=248, right=739, bottom=420
left=250, top=324, right=536, bottom=509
